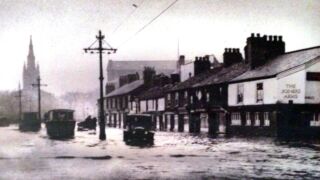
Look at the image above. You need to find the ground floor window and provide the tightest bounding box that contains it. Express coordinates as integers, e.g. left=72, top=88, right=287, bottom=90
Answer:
left=264, top=112, right=270, bottom=126
left=246, top=112, right=251, bottom=126
left=310, top=113, right=320, bottom=127
left=231, top=112, right=241, bottom=126
left=254, top=112, right=260, bottom=126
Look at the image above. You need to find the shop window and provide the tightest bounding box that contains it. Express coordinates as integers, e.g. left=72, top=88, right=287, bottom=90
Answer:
left=310, top=113, right=320, bottom=127
left=254, top=112, right=260, bottom=126
left=246, top=112, right=251, bottom=126
left=231, top=112, right=241, bottom=126
left=256, top=83, right=263, bottom=103
left=264, top=112, right=270, bottom=126
left=237, top=84, right=244, bottom=104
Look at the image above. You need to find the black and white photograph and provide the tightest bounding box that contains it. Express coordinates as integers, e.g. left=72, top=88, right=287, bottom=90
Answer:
left=0, top=0, right=319, bottom=179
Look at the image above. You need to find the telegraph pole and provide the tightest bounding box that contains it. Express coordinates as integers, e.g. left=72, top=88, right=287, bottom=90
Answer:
left=84, top=30, right=117, bottom=140
left=32, top=76, right=47, bottom=121
left=15, top=83, right=23, bottom=122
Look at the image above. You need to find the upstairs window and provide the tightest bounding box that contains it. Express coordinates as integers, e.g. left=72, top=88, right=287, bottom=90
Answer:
left=184, top=91, right=188, bottom=99
left=256, top=83, right=264, bottom=103
left=175, top=92, right=179, bottom=101
left=306, top=72, right=320, bottom=81
left=206, top=92, right=210, bottom=102
left=246, top=112, right=251, bottom=126
left=231, top=112, right=241, bottom=126
left=237, top=84, right=244, bottom=104
left=190, top=95, right=194, bottom=104
left=264, top=112, right=270, bottom=126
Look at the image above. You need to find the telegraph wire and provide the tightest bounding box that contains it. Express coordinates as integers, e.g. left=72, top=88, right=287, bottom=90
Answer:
left=112, top=0, right=146, bottom=34
left=116, top=0, right=179, bottom=50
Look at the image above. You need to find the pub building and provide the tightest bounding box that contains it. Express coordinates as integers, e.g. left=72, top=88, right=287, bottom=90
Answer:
left=227, top=33, right=320, bottom=138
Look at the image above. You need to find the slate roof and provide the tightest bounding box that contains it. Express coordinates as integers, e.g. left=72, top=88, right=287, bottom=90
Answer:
left=193, top=62, right=249, bottom=88
left=169, top=67, right=223, bottom=92
left=106, top=80, right=144, bottom=97
left=231, top=46, right=320, bottom=82
left=138, top=84, right=174, bottom=100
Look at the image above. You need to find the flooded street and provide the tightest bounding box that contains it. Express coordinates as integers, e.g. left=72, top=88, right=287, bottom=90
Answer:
left=0, top=125, right=319, bottom=180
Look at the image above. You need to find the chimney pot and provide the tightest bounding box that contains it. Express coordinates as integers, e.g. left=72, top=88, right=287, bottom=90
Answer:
left=269, top=35, right=273, bottom=41
left=273, top=35, right=278, bottom=41
left=251, top=33, right=254, bottom=37
left=279, top=36, right=282, bottom=41
left=257, top=33, right=260, bottom=37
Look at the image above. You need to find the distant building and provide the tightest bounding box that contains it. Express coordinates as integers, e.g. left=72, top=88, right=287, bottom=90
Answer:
left=23, top=36, right=40, bottom=90
left=106, top=60, right=178, bottom=81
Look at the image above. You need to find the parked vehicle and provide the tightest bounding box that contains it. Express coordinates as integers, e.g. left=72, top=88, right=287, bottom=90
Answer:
left=77, top=115, right=97, bottom=131
left=123, top=114, right=154, bottom=143
left=45, top=109, right=75, bottom=139
left=0, top=117, right=10, bottom=127
left=19, top=112, right=41, bottom=131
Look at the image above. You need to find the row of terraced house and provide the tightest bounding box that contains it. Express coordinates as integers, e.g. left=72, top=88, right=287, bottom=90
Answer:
left=103, top=33, right=320, bottom=139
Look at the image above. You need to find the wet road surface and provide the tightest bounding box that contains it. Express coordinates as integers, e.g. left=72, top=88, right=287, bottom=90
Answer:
left=0, top=125, right=319, bottom=179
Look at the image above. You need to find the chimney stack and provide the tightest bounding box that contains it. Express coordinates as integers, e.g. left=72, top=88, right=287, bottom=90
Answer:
left=223, top=48, right=243, bottom=67
left=244, top=33, right=285, bottom=69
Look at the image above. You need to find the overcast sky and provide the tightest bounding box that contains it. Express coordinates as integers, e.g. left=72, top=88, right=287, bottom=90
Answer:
left=0, top=0, right=319, bottom=95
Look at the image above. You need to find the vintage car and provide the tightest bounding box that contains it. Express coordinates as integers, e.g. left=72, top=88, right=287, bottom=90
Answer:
left=19, top=112, right=41, bottom=131
left=0, top=117, right=10, bottom=127
left=123, top=114, right=154, bottom=143
left=45, top=109, right=76, bottom=139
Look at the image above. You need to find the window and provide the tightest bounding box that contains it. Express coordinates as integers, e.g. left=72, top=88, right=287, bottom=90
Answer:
left=254, top=112, right=260, bottom=126
left=256, top=83, right=264, bottom=103
left=175, top=92, right=179, bottom=101
left=206, top=92, right=210, bottom=102
left=167, top=94, right=171, bottom=101
left=264, top=112, right=270, bottom=126
left=197, top=90, right=202, bottom=101
left=190, top=96, right=193, bottom=104
left=184, top=91, right=188, bottom=99
left=246, top=112, right=251, bottom=126
left=306, top=72, right=320, bottom=81
left=231, top=112, right=241, bottom=126
left=237, top=84, right=244, bottom=103
left=310, top=113, right=320, bottom=127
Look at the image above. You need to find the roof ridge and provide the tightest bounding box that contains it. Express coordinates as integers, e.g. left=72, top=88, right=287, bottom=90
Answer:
left=284, top=45, right=320, bottom=55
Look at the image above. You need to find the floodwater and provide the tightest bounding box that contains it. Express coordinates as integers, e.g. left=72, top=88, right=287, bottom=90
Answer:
left=0, top=125, right=319, bottom=180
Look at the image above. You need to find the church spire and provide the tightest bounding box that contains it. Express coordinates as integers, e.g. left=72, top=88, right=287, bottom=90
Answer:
left=27, top=35, right=35, bottom=68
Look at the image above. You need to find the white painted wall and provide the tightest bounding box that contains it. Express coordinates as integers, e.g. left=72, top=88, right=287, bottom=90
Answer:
left=180, top=62, right=194, bottom=82
left=277, top=66, right=306, bottom=104
left=228, top=78, right=278, bottom=106
left=305, top=59, right=320, bottom=103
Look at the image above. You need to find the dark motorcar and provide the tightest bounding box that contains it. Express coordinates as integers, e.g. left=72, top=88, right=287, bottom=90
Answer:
left=123, top=114, right=154, bottom=142
left=19, top=112, right=41, bottom=131
left=0, top=117, right=10, bottom=127
left=45, top=109, right=76, bottom=139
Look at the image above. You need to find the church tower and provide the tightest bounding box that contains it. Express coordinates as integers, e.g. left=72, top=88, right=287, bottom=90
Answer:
left=23, top=36, right=40, bottom=90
